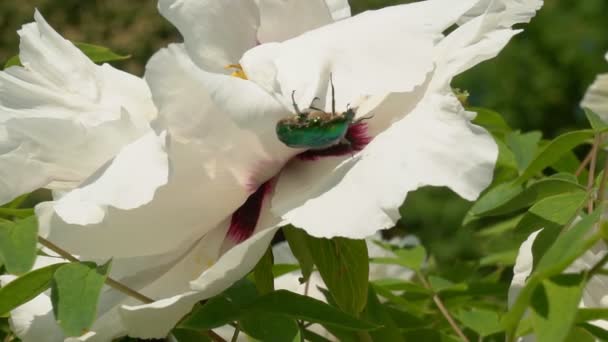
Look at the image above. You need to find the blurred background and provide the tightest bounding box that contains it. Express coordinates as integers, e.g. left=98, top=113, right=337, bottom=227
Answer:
left=1, top=0, right=607, bottom=267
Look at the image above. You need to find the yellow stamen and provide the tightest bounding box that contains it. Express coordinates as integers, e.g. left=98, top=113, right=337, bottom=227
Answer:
left=225, top=63, right=248, bottom=80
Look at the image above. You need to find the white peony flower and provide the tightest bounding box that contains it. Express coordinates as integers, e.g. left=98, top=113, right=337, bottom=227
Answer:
left=0, top=11, right=156, bottom=206
left=2, top=0, right=543, bottom=340
left=509, top=230, right=608, bottom=341
left=581, top=52, right=608, bottom=121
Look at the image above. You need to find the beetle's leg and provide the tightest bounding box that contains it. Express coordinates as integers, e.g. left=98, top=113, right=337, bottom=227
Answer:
left=292, top=90, right=307, bottom=121
left=309, top=106, right=325, bottom=112
left=329, top=73, right=336, bottom=116
left=355, top=114, right=375, bottom=123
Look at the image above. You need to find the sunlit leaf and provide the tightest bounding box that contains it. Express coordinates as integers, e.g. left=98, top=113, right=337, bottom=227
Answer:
left=283, top=226, right=314, bottom=282
left=531, top=274, right=586, bottom=342
left=0, top=216, right=38, bottom=274
left=516, top=130, right=594, bottom=184
left=51, top=261, right=111, bottom=336
left=307, top=236, right=369, bottom=315
left=0, top=263, right=66, bottom=316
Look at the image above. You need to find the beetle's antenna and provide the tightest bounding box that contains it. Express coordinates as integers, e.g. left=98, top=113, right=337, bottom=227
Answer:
left=330, top=73, right=336, bottom=116
left=291, top=90, right=302, bottom=115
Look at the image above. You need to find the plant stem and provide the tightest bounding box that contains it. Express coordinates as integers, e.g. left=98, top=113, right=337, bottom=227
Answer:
left=38, top=236, right=228, bottom=342
left=418, top=273, right=470, bottom=342
left=230, top=326, right=240, bottom=342
left=576, top=149, right=594, bottom=176
left=37, top=236, right=154, bottom=304
left=596, top=147, right=608, bottom=207
left=587, top=135, right=601, bottom=213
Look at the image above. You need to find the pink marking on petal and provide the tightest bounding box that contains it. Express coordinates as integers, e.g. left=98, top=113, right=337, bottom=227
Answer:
left=296, top=121, right=373, bottom=161
left=228, top=180, right=273, bottom=243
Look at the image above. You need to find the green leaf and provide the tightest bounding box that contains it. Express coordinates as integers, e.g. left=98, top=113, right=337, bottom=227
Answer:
left=472, top=177, right=584, bottom=218
left=51, top=261, right=111, bottom=336
left=0, top=207, right=35, bottom=219
left=181, top=296, right=241, bottom=331
left=580, top=323, right=608, bottom=341
left=307, top=236, right=369, bottom=315
left=240, top=312, right=299, bottom=342
left=73, top=42, right=130, bottom=63
left=584, top=108, right=608, bottom=133
left=470, top=107, right=512, bottom=135
left=0, top=263, right=66, bottom=316
left=531, top=274, right=586, bottom=342
left=247, top=290, right=378, bottom=331
left=253, top=247, right=274, bottom=294
left=516, top=130, right=595, bottom=184
left=535, top=209, right=601, bottom=275
left=179, top=279, right=257, bottom=331
left=456, top=308, right=503, bottom=337
left=181, top=289, right=378, bottom=332
left=362, top=287, right=404, bottom=341
left=0, top=216, right=38, bottom=274
left=575, top=308, right=608, bottom=323
left=272, top=263, right=300, bottom=278
left=504, top=210, right=602, bottom=335
left=171, top=328, right=212, bottom=342
left=527, top=191, right=587, bottom=225
left=283, top=226, right=315, bottom=282
left=3, top=55, right=21, bottom=68
left=506, top=131, right=542, bottom=172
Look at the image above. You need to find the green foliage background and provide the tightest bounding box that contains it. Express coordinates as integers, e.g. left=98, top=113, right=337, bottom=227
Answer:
left=1, top=1, right=608, bottom=341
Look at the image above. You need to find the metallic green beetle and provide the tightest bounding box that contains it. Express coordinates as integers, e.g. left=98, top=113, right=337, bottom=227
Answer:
left=276, top=75, right=356, bottom=149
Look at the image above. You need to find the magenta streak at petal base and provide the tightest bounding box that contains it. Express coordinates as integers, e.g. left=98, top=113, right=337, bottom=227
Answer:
left=228, top=180, right=272, bottom=243
left=297, top=121, right=372, bottom=161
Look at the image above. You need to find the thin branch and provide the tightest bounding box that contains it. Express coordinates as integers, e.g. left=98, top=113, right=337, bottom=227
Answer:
left=587, top=135, right=601, bottom=213
left=39, top=236, right=228, bottom=342
left=418, top=273, right=470, bottom=342
left=589, top=253, right=608, bottom=277
left=38, top=236, right=154, bottom=304
left=230, top=326, right=240, bottom=342
left=576, top=149, right=594, bottom=177
left=597, top=144, right=608, bottom=207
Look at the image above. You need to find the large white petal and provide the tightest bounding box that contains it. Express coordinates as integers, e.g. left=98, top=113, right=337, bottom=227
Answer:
left=241, top=0, right=484, bottom=112
left=37, top=44, right=290, bottom=260
left=120, top=226, right=280, bottom=339
left=256, top=0, right=333, bottom=43
left=272, top=93, right=497, bottom=239
left=51, top=131, right=169, bottom=225
left=0, top=11, right=155, bottom=205
left=158, top=0, right=260, bottom=72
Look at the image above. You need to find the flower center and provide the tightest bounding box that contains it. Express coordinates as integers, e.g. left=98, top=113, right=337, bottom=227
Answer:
left=225, top=64, right=248, bottom=80
left=227, top=180, right=272, bottom=243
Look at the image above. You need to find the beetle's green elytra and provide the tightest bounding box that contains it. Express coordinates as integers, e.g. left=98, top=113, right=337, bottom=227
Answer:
left=276, top=74, right=357, bottom=149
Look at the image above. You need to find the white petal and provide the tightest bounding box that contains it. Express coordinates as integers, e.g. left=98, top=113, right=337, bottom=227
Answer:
left=272, top=93, right=497, bottom=239
left=241, top=0, right=484, bottom=111
left=324, top=0, right=351, bottom=21
left=120, top=226, right=280, bottom=339
left=582, top=73, right=608, bottom=121
left=508, top=230, right=540, bottom=307
left=158, top=0, right=259, bottom=71
left=0, top=11, right=155, bottom=205
left=256, top=0, right=333, bottom=43
left=51, top=131, right=168, bottom=225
